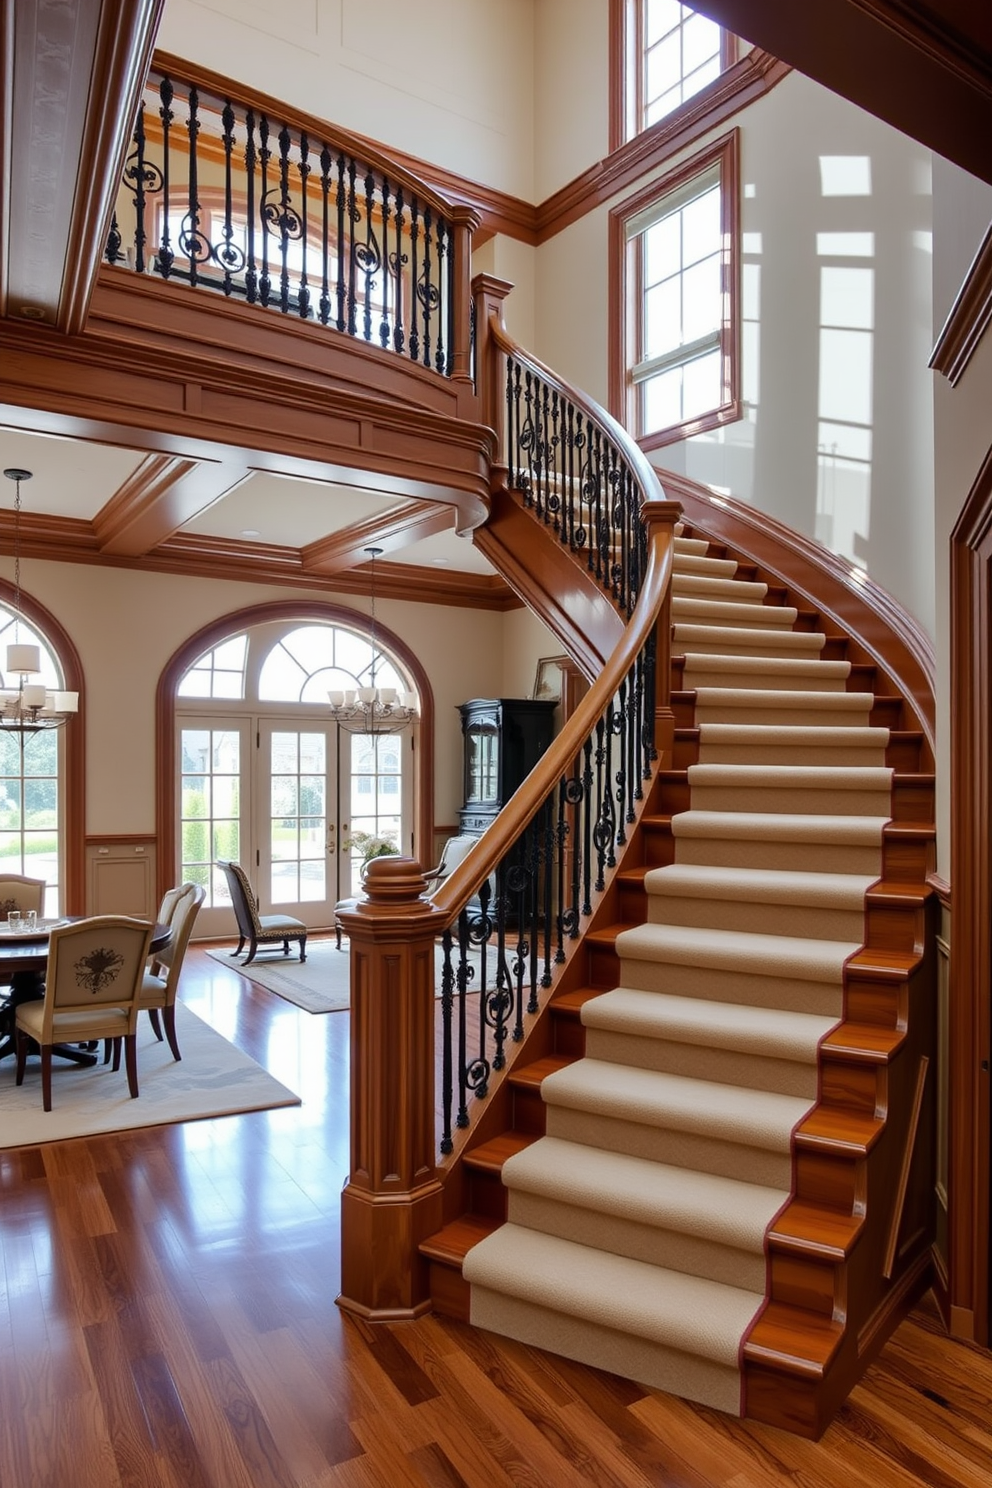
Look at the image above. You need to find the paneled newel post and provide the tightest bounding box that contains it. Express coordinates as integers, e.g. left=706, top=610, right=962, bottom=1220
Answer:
left=471, top=271, right=514, bottom=458
left=448, top=205, right=482, bottom=384
left=336, top=856, right=446, bottom=1320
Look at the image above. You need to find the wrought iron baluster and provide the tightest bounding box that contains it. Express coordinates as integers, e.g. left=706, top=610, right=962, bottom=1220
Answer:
left=105, top=211, right=124, bottom=264
left=181, top=86, right=208, bottom=288
left=297, top=133, right=311, bottom=320
left=581, top=736, right=594, bottom=916
left=157, top=77, right=175, bottom=279
left=379, top=178, right=391, bottom=348
left=318, top=145, right=332, bottom=324
left=555, top=776, right=569, bottom=961
left=434, top=217, right=447, bottom=374
left=419, top=206, right=433, bottom=367
left=258, top=114, right=272, bottom=306
left=408, top=198, right=420, bottom=362
left=335, top=153, right=347, bottom=331
left=540, top=797, right=554, bottom=989
left=277, top=125, right=294, bottom=313
left=439, top=929, right=455, bottom=1153
left=357, top=169, right=380, bottom=342
left=346, top=159, right=358, bottom=336
left=456, top=911, right=472, bottom=1130
left=122, top=101, right=159, bottom=274
left=244, top=109, right=258, bottom=304
left=219, top=100, right=245, bottom=295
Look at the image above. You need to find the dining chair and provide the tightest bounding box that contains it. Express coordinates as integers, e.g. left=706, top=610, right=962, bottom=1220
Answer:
left=149, top=880, right=197, bottom=975
left=215, top=859, right=307, bottom=965
left=0, top=873, right=46, bottom=919
left=14, top=915, right=154, bottom=1112
left=135, top=882, right=205, bottom=1061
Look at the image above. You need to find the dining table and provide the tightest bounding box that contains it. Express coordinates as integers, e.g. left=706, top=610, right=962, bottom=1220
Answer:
left=0, top=917, right=172, bottom=1065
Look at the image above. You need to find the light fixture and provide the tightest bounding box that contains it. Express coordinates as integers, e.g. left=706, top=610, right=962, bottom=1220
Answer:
left=1, top=468, right=78, bottom=732
left=327, top=547, right=418, bottom=735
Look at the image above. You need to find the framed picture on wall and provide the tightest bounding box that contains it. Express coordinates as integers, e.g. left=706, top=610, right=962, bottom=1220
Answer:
left=532, top=656, right=566, bottom=701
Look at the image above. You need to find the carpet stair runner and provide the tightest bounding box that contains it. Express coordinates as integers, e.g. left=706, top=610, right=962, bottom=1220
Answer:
left=422, top=523, right=935, bottom=1438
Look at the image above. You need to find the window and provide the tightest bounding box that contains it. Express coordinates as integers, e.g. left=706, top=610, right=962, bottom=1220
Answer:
left=614, top=1, right=739, bottom=149
left=610, top=131, right=740, bottom=448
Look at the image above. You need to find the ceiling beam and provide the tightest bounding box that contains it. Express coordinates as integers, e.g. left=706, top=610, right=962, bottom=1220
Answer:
left=301, top=500, right=456, bottom=575
left=92, top=454, right=252, bottom=555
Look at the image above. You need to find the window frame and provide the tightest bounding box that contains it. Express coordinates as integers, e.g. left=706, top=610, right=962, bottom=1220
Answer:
left=611, top=0, right=740, bottom=153
left=609, top=129, right=742, bottom=450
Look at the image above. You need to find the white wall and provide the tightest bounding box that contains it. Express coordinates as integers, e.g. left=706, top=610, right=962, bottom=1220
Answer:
left=529, top=71, right=937, bottom=638
left=159, top=0, right=538, bottom=199
left=534, top=0, right=610, bottom=201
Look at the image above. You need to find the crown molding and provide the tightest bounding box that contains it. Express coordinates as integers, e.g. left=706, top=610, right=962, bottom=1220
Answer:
left=930, top=220, right=992, bottom=386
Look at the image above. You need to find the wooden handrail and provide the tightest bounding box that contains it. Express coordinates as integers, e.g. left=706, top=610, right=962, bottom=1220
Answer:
left=433, top=499, right=679, bottom=921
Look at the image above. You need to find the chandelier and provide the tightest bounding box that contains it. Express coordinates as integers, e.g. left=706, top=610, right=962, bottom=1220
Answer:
left=1, top=468, right=78, bottom=732
left=327, top=547, right=418, bottom=735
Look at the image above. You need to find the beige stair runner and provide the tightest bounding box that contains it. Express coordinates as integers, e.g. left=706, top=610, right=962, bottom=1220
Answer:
left=463, top=530, right=889, bottom=1415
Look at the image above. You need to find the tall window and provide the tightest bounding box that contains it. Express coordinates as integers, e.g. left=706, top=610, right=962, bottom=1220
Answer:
left=615, top=1, right=739, bottom=147
left=611, top=131, right=740, bottom=448
left=0, top=603, right=70, bottom=915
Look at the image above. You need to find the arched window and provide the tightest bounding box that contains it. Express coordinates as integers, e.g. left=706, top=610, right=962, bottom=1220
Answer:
left=0, top=601, right=77, bottom=916
left=170, top=614, right=424, bottom=939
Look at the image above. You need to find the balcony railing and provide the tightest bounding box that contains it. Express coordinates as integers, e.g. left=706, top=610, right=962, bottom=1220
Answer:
left=105, top=58, right=477, bottom=379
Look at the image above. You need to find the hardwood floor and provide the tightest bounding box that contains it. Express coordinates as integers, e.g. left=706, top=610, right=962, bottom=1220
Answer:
left=1, top=944, right=990, bottom=1487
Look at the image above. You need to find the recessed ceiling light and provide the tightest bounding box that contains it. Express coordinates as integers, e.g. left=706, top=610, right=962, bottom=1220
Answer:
left=241, top=528, right=261, bottom=538
left=431, top=557, right=449, bottom=566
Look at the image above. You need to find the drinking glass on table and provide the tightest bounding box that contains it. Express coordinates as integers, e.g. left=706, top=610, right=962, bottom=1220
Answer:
left=24, top=910, right=37, bottom=932
left=7, top=911, right=22, bottom=932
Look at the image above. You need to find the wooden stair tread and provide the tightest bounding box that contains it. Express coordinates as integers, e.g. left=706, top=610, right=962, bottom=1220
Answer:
left=550, top=987, right=605, bottom=1018
left=820, top=1021, right=905, bottom=1061
left=420, top=1215, right=497, bottom=1266
left=883, top=819, right=936, bottom=840
left=509, top=1054, right=574, bottom=1090
left=866, top=880, right=930, bottom=905
left=846, top=946, right=925, bottom=977
left=463, top=1132, right=537, bottom=1173
left=744, top=1302, right=845, bottom=1376
left=769, top=1200, right=863, bottom=1258
left=795, top=1106, right=884, bottom=1153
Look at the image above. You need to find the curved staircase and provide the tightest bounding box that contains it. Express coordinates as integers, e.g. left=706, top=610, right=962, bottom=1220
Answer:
left=422, top=516, right=936, bottom=1439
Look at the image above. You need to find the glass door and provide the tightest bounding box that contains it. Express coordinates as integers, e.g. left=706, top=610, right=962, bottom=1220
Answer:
left=178, top=720, right=249, bottom=938
left=257, top=721, right=345, bottom=928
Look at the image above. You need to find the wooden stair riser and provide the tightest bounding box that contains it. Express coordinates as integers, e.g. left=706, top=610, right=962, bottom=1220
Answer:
left=890, top=774, right=936, bottom=821
left=582, top=1027, right=820, bottom=1100
left=818, top=1053, right=886, bottom=1116
left=864, top=894, right=929, bottom=955
left=794, top=1147, right=866, bottom=1212
left=767, top=1249, right=846, bottom=1319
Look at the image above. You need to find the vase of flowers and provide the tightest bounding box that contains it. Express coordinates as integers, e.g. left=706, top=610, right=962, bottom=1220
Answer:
left=347, top=831, right=400, bottom=880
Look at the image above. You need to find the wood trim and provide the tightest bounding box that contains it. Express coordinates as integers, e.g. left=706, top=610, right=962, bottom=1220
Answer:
left=60, top=0, right=165, bottom=336
left=0, top=579, right=85, bottom=916
left=608, top=131, right=742, bottom=440
left=948, top=441, right=992, bottom=1347
left=536, top=51, right=788, bottom=245
left=155, top=600, right=435, bottom=911
left=930, top=221, right=992, bottom=387
left=608, top=0, right=629, bottom=157
left=86, top=834, right=156, bottom=847
left=301, top=502, right=454, bottom=575
left=92, top=453, right=201, bottom=553
left=927, top=872, right=951, bottom=911
left=664, top=469, right=937, bottom=756
left=884, top=1055, right=930, bottom=1278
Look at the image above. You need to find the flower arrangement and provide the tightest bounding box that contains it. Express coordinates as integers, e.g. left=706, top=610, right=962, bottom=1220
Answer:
left=346, top=830, right=400, bottom=867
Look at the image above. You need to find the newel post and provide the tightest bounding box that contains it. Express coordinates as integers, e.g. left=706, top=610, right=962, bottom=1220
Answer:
left=642, top=497, right=682, bottom=761
left=336, top=856, right=446, bottom=1320
left=448, top=205, right=481, bottom=384
left=471, top=271, right=514, bottom=466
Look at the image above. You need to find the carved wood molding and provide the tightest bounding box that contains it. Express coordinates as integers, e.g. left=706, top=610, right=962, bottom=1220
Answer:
left=93, top=453, right=200, bottom=553
left=0, top=507, right=519, bottom=609
left=930, top=221, right=992, bottom=387
left=155, top=599, right=436, bottom=913
left=948, top=440, right=992, bottom=1345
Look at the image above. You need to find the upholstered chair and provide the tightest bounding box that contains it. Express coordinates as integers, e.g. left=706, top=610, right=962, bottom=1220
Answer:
left=14, top=915, right=154, bottom=1111
left=215, top=859, right=307, bottom=965
left=135, top=883, right=205, bottom=1061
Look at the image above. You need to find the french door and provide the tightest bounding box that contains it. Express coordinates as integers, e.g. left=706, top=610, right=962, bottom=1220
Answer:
left=179, top=713, right=411, bottom=938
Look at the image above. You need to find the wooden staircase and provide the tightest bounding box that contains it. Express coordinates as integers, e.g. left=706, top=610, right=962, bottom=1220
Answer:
left=419, top=518, right=937, bottom=1440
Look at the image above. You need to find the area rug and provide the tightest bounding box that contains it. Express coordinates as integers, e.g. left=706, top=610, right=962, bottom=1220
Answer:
left=0, top=1002, right=300, bottom=1149
left=207, top=937, right=482, bottom=1013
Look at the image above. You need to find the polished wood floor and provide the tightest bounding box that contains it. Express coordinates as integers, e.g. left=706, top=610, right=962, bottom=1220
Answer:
left=1, top=943, right=990, bottom=1487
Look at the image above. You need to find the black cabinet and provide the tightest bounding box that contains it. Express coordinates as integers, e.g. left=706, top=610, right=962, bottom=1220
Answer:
left=458, top=697, right=558, bottom=836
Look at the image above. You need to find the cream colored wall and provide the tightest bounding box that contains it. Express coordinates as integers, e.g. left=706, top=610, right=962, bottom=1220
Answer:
left=534, top=0, right=609, bottom=201
left=473, top=235, right=538, bottom=348
left=531, top=71, right=938, bottom=638
left=500, top=605, right=562, bottom=699
left=159, top=0, right=537, bottom=199
left=2, top=559, right=507, bottom=836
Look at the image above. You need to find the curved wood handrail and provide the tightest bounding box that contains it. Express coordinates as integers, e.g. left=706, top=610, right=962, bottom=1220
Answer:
left=662, top=469, right=937, bottom=761
left=488, top=315, right=666, bottom=513
left=152, top=51, right=476, bottom=226
left=433, top=498, right=678, bottom=923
